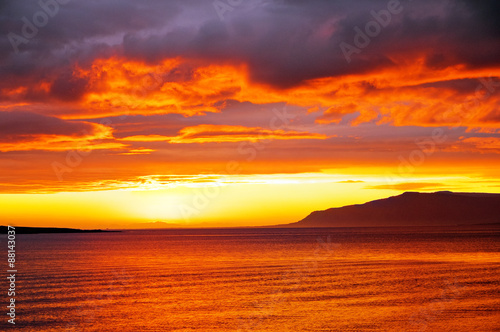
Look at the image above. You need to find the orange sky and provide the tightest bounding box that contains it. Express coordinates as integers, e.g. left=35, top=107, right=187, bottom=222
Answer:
left=1, top=0, right=499, bottom=228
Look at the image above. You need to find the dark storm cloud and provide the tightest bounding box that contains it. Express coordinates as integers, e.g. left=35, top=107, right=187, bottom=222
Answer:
left=0, top=0, right=499, bottom=91
left=121, top=0, right=500, bottom=87
left=414, top=78, right=486, bottom=94
left=49, top=69, right=89, bottom=101
left=122, top=0, right=395, bottom=87
left=0, top=0, right=181, bottom=48
left=461, top=0, right=500, bottom=37
left=84, top=101, right=307, bottom=138
left=0, top=0, right=183, bottom=100
left=0, top=111, right=100, bottom=140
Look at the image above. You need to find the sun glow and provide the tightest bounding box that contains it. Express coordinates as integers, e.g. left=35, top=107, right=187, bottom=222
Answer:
left=2, top=170, right=499, bottom=228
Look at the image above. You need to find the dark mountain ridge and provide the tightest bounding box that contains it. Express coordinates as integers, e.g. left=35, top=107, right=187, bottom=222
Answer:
left=287, top=191, right=500, bottom=227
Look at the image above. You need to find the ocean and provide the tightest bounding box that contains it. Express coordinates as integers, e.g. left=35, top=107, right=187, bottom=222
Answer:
left=5, top=227, right=500, bottom=331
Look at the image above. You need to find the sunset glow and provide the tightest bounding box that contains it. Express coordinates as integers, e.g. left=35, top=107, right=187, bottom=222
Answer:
left=1, top=0, right=499, bottom=228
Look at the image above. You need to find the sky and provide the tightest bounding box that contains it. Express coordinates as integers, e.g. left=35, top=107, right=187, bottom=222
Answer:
left=0, top=0, right=499, bottom=228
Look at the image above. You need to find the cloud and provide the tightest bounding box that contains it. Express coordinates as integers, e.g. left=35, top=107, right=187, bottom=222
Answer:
left=120, top=0, right=500, bottom=87
left=4, top=54, right=496, bottom=133
left=366, top=182, right=446, bottom=191
left=1, top=0, right=499, bottom=95
left=451, top=137, right=500, bottom=154
left=0, top=111, right=122, bottom=151
left=117, top=148, right=155, bottom=156
left=49, top=70, right=90, bottom=102
left=0, top=111, right=104, bottom=138
left=337, top=180, right=364, bottom=183
left=121, top=124, right=329, bottom=144
left=1, top=0, right=499, bottom=195
left=2, top=0, right=500, bottom=128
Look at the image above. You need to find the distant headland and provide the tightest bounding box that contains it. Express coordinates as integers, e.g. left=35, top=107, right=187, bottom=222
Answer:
left=0, top=226, right=119, bottom=234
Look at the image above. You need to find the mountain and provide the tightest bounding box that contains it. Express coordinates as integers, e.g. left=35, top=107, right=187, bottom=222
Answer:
left=287, top=191, right=500, bottom=227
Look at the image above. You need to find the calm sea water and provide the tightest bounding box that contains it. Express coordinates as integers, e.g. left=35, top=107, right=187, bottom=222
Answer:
left=3, top=227, right=500, bottom=331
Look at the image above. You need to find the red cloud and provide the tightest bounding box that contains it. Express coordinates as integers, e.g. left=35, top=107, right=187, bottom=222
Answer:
left=121, top=124, right=329, bottom=144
